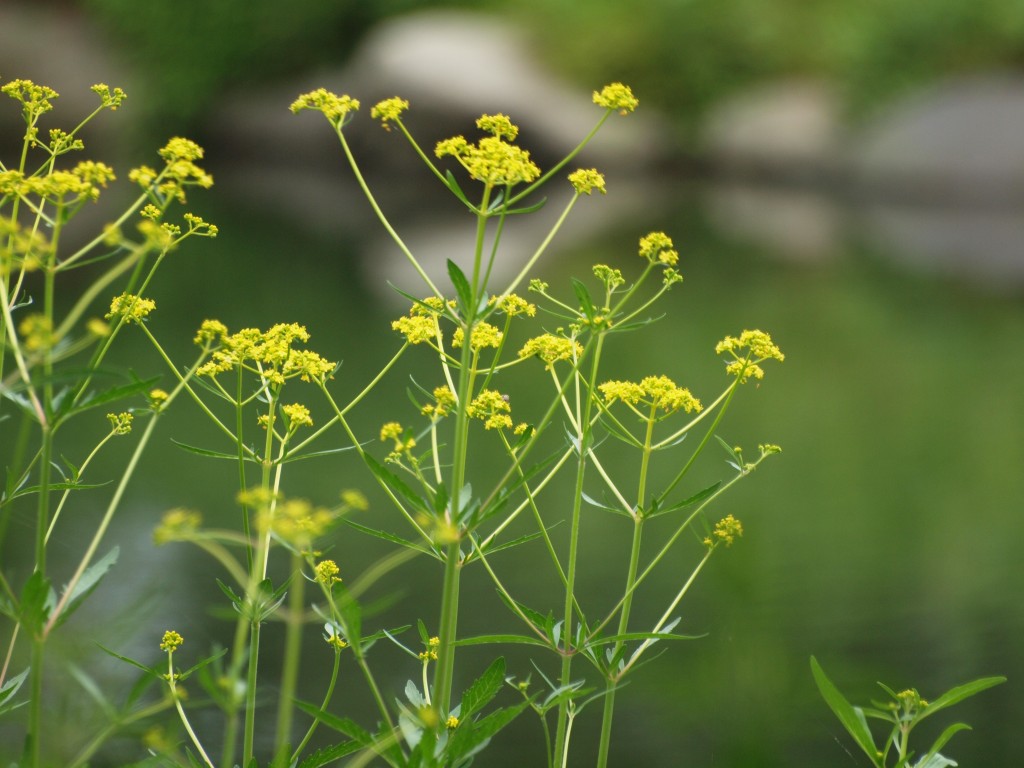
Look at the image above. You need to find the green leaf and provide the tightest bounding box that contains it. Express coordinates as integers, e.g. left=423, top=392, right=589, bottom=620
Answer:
left=59, top=374, right=161, bottom=420
left=177, top=646, right=228, bottom=681
left=448, top=700, right=529, bottom=760
left=502, top=197, right=547, bottom=215
left=52, top=546, right=119, bottom=629
left=454, top=633, right=549, bottom=649
left=444, top=169, right=473, bottom=207
left=294, top=700, right=372, bottom=744
left=919, top=723, right=972, bottom=766
left=280, top=444, right=359, bottom=463
left=647, top=482, right=721, bottom=518
left=363, top=454, right=428, bottom=514
left=495, top=590, right=551, bottom=636
left=810, top=656, right=882, bottom=767
left=916, top=676, right=1006, bottom=723
left=171, top=439, right=256, bottom=461
left=459, top=657, right=505, bottom=719
left=447, top=259, right=474, bottom=318
left=584, top=630, right=702, bottom=648
left=0, top=668, right=28, bottom=717
left=571, top=278, right=595, bottom=319
left=18, top=570, right=54, bottom=635
left=580, top=491, right=632, bottom=517
left=295, top=740, right=364, bottom=768
left=95, top=643, right=161, bottom=678
left=342, top=519, right=434, bottom=556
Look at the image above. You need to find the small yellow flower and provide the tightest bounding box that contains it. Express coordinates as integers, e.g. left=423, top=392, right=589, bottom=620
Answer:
left=149, top=389, right=169, bottom=408
left=106, top=293, right=155, bottom=324
left=467, top=389, right=512, bottom=430
left=446, top=715, right=460, bottom=729
left=716, top=330, right=784, bottom=383
left=107, top=412, right=133, bottom=435
left=712, top=514, right=743, bottom=546
left=282, top=402, right=313, bottom=428
left=593, top=83, right=639, bottom=114
left=568, top=168, right=606, bottom=195
left=518, top=334, right=583, bottom=369
left=392, top=314, right=438, bottom=345
left=422, top=385, right=457, bottom=418
left=290, top=89, right=360, bottom=126
left=159, top=630, right=184, bottom=653
left=638, top=232, right=677, bottom=266
left=370, top=97, right=410, bottom=128
left=452, top=322, right=502, bottom=351
left=153, top=508, right=202, bottom=545
left=476, top=113, right=518, bottom=141
left=86, top=318, right=110, bottom=337
left=340, top=489, right=369, bottom=511
left=91, top=83, right=127, bottom=110
left=18, top=313, right=53, bottom=352
left=599, top=375, right=702, bottom=415
left=314, top=559, right=341, bottom=585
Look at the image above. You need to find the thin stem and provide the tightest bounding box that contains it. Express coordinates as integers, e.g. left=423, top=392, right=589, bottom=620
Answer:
left=275, top=551, right=306, bottom=760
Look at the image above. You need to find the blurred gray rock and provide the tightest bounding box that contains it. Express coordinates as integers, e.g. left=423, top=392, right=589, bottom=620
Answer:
left=852, top=72, right=1024, bottom=205
left=699, top=79, right=845, bottom=181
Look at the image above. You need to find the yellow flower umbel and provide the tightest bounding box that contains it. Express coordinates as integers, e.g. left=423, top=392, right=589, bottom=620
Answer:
left=599, top=375, right=702, bottom=419
left=435, top=114, right=540, bottom=188
left=106, top=293, right=155, bottom=324
left=593, top=82, right=639, bottom=114
left=715, top=330, right=785, bottom=383
left=290, top=89, right=360, bottom=129
left=370, top=96, right=410, bottom=129
left=314, top=559, right=341, bottom=585
left=159, top=630, right=184, bottom=653
left=705, top=514, right=743, bottom=547
left=467, top=389, right=513, bottom=430
left=195, top=322, right=335, bottom=385
left=518, top=334, right=583, bottom=370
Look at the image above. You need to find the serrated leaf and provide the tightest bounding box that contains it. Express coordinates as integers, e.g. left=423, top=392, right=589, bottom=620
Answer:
left=495, top=590, right=550, bottom=635
left=448, top=700, right=529, bottom=761
left=363, top=454, right=428, bottom=513
left=459, top=658, right=505, bottom=719
left=295, top=740, right=363, bottom=768
left=18, top=570, right=54, bottom=635
left=52, top=546, right=119, bottom=629
left=294, top=700, right=373, bottom=744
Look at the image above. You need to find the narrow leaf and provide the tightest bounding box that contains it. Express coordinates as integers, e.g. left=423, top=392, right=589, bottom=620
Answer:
left=811, top=656, right=882, bottom=767
left=916, top=676, right=1005, bottom=723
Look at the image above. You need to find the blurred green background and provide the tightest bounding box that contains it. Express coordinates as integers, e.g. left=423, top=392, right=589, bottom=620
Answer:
left=3, top=0, right=1024, bottom=765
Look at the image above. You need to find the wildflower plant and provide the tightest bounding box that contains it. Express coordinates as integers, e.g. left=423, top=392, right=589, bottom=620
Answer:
left=2, top=76, right=788, bottom=768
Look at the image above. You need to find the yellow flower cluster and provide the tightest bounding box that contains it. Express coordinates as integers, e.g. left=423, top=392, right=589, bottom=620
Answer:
left=159, top=630, right=184, bottom=653
left=153, top=508, right=202, bottom=545
left=452, top=321, right=503, bottom=351
left=599, top=374, right=702, bottom=415
left=290, top=89, right=360, bottom=127
left=518, top=334, right=583, bottom=369
left=568, top=168, right=606, bottom=195
left=638, top=231, right=678, bottom=266
left=129, top=137, right=213, bottom=204
left=712, top=514, right=743, bottom=546
left=2, top=79, right=58, bottom=116
left=715, top=330, right=785, bottom=382
left=282, top=402, right=313, bottom=428
left=592, top=82, right=639, bottom=114
left=340, top=489, right=369, bottom=511
left=106, top=412, right=133, bottom=435
left=195, top=322, right=335, bottom=385
left=392, top=308, right=438, bottom=345
left=314, top=559, right=342, bottom=585
left=381, top=423, right=416, bottom=457
left=0, top=163, right=116, bottom=204
left=490, top=293, right=536, bottom=317
left=435, top=114, right=540, bottom=187
left=370, top=96, right=410, bottom=128
left=106, top=293, right=156, bottom=324
left=17, top=313, right=53, bottom=352
left=90, top=83, right=127, bottom=110
left=593, top=264, right=625, bottom=290
left=0, top=217, right=46, bottom=275
left=419, top=636, right=441, bottom=661
left=265, top=497, right=336, bottom=549
left=468, top=389, right=513, bottom=430
left=422, top=385, right=457, bottom=419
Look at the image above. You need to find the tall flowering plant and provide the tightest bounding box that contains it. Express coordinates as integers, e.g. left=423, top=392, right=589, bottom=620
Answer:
left=1, top=77, right=785, bottom=767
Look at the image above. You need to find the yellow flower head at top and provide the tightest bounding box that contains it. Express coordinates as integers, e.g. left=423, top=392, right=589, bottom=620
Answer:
left=290, top=89, right=360, bottom=128
left=638, top=231, right=678, bottom=267
left=715, top=330, right=785, bottom=383
left=599, top=374, right=702, bottom=416
left=593, top=83, right=639, bottom=115
left=370, top=96, right=410, bottom=128
left=314, top=559, right=341, bottom=585
left=568, top=168, right=606, bottom=195
left=518, top=334, right=583, bottom=369
left=159, top=630, right=184, bottom=653
left=467, top=389, right=513, bottom=430
left=436, top=113, right=540, bottom=187
left=106, top=293, right=155, bottom=324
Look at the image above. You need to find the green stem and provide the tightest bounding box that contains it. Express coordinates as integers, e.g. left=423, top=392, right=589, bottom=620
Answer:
left=243, top=620, right=261, bottom=767
left=275, top=551, right=306, bottom=762
left=552, top=332, right=606, bottom=762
